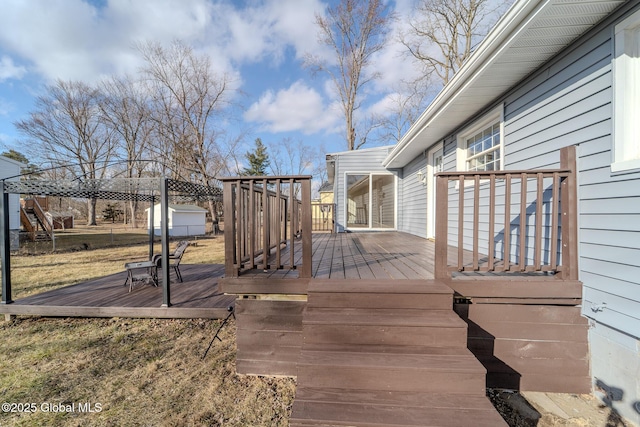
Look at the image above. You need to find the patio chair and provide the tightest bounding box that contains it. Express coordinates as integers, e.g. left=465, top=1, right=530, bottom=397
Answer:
left=152, top=240, right=189, bottom=283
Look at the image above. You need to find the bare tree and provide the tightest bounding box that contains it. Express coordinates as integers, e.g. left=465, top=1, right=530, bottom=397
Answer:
left=100, top=75, right=153, bottom=227
left=15, top=79, right=116, bottom=225
left=401, top=0, right=512, bottom=85
left=373, top=78, right=434, bottom=143
left=306, top=0, right=393, bottom=151
left=269, top=137, right=315, bottom=176
left=138, top=40, right=239, bottom=220
left=269, top=137, right=328, bottom=198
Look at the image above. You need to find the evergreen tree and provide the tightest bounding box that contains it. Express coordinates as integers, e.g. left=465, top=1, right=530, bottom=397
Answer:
left=102, top=203, right=124, bottom=223
left=242, top=138, right=270, bottom=176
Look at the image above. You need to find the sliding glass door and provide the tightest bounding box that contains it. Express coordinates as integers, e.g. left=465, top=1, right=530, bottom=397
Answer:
left=346, top=173, right=395, bottom=230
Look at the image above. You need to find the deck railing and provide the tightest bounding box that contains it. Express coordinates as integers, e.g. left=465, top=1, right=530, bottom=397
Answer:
left=434, top=146, right=578, bottom=280
left=311, top=202, right=336, bottom=233
left=221, top=176, right=312, bottom=278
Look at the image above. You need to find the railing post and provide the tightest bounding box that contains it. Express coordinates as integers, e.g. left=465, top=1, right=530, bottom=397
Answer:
left=148, top=196, right=155, bottom=260
left=222, top=180, right=236, bottom=277
left=560, top=146, right=579, bottom=280
left=160, top=178, right=171, bottom=307
left=1, top=181, right=12, bottom=304
left=262, top=178, right=269, bottom=270
left=434, top=174, right=449, bottom=280
left=300, top=178, right=312, bottom=278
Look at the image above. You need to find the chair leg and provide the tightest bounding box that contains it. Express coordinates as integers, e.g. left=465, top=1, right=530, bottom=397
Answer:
left=174, top=266, right=183, bottom=283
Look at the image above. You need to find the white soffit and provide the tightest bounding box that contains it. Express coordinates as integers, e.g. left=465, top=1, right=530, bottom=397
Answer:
left=383, top=0, right=626, bottom=168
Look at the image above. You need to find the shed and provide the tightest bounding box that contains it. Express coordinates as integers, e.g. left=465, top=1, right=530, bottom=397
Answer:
left=146, top=204, right=207, bottom=237
left=0, top=155, right=25, bottom=249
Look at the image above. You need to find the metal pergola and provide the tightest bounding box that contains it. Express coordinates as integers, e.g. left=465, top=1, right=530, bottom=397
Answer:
left=0, top=177, right=222, bottom=307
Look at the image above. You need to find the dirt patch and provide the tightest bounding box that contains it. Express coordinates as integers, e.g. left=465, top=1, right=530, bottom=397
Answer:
left=489, top=389, right=633, bottom=427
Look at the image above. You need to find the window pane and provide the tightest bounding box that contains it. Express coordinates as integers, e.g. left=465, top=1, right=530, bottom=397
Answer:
left=346, top=174, right=369, bottom=228
left=466, top=121, right=501, bottom=171
left=371, top=175, right=394, bottom=228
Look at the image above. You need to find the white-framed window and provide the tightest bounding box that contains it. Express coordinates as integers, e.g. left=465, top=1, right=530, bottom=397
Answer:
left=345, top=173, right=396, bottom=230
left=612, top=8, right=640, bottom=173
left=457, top=105, right=504, bottom=172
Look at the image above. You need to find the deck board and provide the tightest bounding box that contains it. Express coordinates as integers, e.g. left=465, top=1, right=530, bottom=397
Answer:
left=237, top=232, right=437, bottom=280
left=0, top=264, right=235, bottom=319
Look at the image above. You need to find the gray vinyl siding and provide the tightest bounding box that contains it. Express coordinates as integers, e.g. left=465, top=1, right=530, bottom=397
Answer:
left=399, top=154, right=427, bottom=238
left=499, top=3, right=640, bottom=339
left=331, top=146, right=397, bottom=232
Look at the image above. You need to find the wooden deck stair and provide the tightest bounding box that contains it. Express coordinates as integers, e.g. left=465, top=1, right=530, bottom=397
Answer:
left=290, top=279, right=507, bottom=427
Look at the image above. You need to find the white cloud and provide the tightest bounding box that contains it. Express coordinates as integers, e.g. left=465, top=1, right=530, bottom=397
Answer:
left=0, top=56, right=26, bottom=81
left=0, top=0, right=234, bottom=82
left=0, top=0, right=329, bottom=83
left=244, top=80, right=340, bottom=134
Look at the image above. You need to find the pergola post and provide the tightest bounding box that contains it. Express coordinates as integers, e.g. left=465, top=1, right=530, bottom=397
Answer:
left=160, top=178, right=171, bottom=307
left=0, top=181, right=12, bottom=304
left=148, top=196, right=155, bottom=260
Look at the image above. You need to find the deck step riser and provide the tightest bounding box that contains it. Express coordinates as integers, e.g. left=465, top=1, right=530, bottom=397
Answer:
left=303, top=325, right=467, bottom=347
left=290, top=401, right=507, bottom=427
left=296, top=365, right=486, bottom=395
left=307, top=293, right=452, bottom=310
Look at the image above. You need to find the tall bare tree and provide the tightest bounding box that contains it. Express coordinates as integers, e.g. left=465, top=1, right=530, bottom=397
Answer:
left=306, top=0, right=393, bottom=151
left=15, top=79, right=116, bottom=225
left=138, top=40, right=239, bottom=220
left=100, top=75, right=153, bottom=227
left=268, top=137, right=327, bottom=198
left=373, top=78, right=434, bottom=143
left=401, top=0, right=512, bottom=85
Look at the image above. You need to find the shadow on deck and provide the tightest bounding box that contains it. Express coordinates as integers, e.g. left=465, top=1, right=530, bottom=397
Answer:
left=0, top=264, right=235, bottom=319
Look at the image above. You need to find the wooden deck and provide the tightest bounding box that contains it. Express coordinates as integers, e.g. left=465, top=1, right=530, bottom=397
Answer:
left=227, top=231, right=435, bottom=280
left=0, top=264, right=236, bottom=319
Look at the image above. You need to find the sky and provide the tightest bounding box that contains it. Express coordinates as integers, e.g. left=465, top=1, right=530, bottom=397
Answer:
left=0, top=0, right=427, bottom=173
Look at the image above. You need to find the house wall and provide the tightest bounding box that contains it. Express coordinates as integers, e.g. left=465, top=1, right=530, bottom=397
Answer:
left=398, top=154, right=428, bottom=238
left=331, top=146, right=397, bottom=232
left=432, top=2, right=640, bottom=421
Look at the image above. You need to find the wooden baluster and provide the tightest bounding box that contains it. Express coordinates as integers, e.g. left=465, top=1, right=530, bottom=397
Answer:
left=473, top=175, right=480, bottom=270
left=248, top=180, right=255, bottom=269
left=275, top=179, right=282, bottom=269
left=534, top=172, right=543, bottom=271
left=503, top=174, right=511, bottom=272
left=519, top=173, right=527, bottom=271
left=550, top=172, right=560, bottom=271
left=488, top=174, right=496, bottom=271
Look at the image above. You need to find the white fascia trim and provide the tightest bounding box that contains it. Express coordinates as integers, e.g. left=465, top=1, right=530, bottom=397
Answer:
left=328, top=144, right=396, bottom=157
left=382, top=0, right=547, bottom=169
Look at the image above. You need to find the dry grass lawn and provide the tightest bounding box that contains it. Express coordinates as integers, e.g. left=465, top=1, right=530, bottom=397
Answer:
left=0, top=317, right=296, bottom=426
left=1, top=225, right=296, bottom=426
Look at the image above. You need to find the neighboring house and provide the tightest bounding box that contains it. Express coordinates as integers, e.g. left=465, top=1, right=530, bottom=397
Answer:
left=328, top=0, right=640, bottom=424
left=317, top=181, right=334, bottom=204
left=146, top=204, right=207, bottom=237
left=0, top=155, right=25, bottom=250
